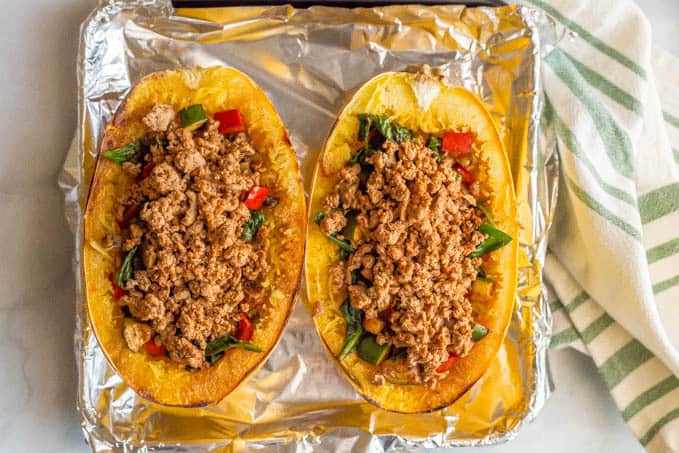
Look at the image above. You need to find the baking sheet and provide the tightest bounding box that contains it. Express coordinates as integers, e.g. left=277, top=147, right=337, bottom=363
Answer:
left=59, top=1, right=560, bottom=450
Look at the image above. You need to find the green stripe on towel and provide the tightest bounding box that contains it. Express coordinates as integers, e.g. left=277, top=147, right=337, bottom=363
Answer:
left=523, top=0, right=646, bottom=78
left=549, top=299, right=564, bottom=313
left=557, top=49, right=642, bottom=113
left=545, top=96, right=636, bottom=206
left=565, top=291, right=589, bottom=314
left=647, top=238, right=679, bottom=264
left=622, top=376, right=679, bottom=421
left=551, top=327, right=581, bottom=348
left=599, top=340, right=654, bottom=389
left=581, top=313, right=615, bottom=344
left=641, top=408, right=679, bottom=446
left=652, top=275, right=679, bottom=295
left=565, top=175, right=642, bottom=240
left=639, top=183, right=679, bottom=224
left=547, top=49, right=635, bottom=179
left=664, top=111, right=679, bottom=129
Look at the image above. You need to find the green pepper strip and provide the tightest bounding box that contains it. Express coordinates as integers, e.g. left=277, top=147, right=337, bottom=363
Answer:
left=103, top=140, right=140, bottom=164
left=468, top=223, right=512, bottom=258
left=357, top=334, right=390, bottom=365
left=115, top=246, right=138, bottom=287
left=476, top=204, right=495, bottom=226
left=178, top=104, right=207, bottom=130
left=471, top=324, right=489, bottom=341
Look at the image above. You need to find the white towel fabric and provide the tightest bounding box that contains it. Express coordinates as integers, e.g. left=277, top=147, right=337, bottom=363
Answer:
left=519, top=0, right=679, bottom=450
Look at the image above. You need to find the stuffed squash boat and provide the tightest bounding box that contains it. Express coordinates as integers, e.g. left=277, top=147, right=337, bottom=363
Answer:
left=305, top=69, right=518, bottom=413
left=84, top=67, right=306, bottom=406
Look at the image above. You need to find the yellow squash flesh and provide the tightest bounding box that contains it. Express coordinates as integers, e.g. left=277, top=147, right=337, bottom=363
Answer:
left=305, top=72, right=518, bottom=413
left=84, top=67, right=306, bottom=407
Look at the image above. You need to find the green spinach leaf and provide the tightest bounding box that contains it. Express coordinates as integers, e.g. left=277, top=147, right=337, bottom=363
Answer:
left=328, top=234, right=354, bottom=252
left=242, top=210, right=265, bottom=241
left=356, top=114, right=413, bottom=145
left=427, top=135, right=441, bottom=162
left=205, top=334, right=262, bottom=364
left=339, top=299, right=364, bottom=359
left=357, top=114, right=373, bottom=141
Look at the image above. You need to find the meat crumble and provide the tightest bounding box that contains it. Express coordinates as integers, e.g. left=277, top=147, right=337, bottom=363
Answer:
left=318, top=115, right=509, bottom=386
left=105, top=103, right=271, bottom=369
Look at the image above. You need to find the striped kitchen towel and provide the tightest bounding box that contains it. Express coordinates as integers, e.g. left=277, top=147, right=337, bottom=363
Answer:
left=518, top=0, right=679, bottom=451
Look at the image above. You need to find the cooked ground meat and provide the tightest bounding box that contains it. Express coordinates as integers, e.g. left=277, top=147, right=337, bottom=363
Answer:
left=319, top=209, right=347, bottom=235
left=143, top=103, right=176, bottom=132
left=113, top=104, right=269, bottom=369
left=122, top=319, right=153, bottom=352
left=324, top=136, right=487, bottom=385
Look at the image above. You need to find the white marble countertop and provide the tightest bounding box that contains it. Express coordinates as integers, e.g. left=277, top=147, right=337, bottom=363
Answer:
left=0, top=1, right=676, bottom=452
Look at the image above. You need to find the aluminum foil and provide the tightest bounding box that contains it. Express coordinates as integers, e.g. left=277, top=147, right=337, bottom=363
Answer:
left=59, top=1, right=560, bottom=450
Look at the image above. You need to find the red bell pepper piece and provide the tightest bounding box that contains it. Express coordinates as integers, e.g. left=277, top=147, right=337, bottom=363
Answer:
left=215, top=109, right=245, bottom=134
left=453, top=163, right=474, bottom=185
left=442, top=131, right=473, bottom=154
left=117, top=204, right=140, bottom=230
left=139, top=161, right=157, bottom=181
left=236, top=313, right=254, bottom=341
left=144, top=339, right=166, bottom=357
left=244, top=186, right=269, bottom=210
left=436, top=352, right=459, bottom=373
left=107, top=273, right=127, bottom=301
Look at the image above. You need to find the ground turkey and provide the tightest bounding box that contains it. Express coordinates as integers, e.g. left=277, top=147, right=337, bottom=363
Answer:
left=112, top=104, right=270, bottom=369
left=323, top=136, right=487, bottom=385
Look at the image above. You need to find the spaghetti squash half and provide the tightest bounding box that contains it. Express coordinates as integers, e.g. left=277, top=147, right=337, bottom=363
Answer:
left=84, top=67, right=306, bottom=406
left=305, top=70, right=518, bottom=413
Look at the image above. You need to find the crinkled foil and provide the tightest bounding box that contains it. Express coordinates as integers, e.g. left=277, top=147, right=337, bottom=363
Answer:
left=59, top=1, right=560, bottom=450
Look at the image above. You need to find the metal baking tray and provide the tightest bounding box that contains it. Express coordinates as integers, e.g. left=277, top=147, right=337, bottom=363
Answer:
left=59, top=1, right=558, bottom=450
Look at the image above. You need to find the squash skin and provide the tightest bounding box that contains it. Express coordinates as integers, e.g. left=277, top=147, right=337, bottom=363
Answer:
left=83, top=67, right=307, bottom=407
left=304, top=72, right=518, bottom=413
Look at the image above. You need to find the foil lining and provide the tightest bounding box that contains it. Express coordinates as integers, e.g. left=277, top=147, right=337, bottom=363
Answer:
left=60, top=1, right=561, bottom=450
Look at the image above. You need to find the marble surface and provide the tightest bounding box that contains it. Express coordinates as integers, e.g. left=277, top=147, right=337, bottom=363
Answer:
left=0, top=0, right=675, bottom=452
